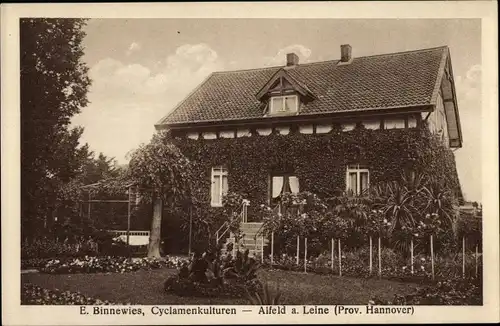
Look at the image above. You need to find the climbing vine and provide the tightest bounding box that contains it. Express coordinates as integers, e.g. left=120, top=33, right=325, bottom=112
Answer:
left=171, top=125, right=463, bottom=225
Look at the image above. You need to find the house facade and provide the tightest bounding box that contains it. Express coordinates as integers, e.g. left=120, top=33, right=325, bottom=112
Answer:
left=155, top=45, right=463, bottom=230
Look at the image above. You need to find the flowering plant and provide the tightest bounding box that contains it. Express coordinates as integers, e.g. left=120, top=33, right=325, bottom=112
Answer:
left=22, top=283, right=121, bottom=305
left=38, top=256, right=188, bottom=274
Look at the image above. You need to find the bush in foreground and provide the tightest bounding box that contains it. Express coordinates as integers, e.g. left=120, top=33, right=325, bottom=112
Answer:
left=370, top=278, right=482, bottom=305
left=22, top=283, right=119, bottom=305
left=164, top=247, right=262, bottom=298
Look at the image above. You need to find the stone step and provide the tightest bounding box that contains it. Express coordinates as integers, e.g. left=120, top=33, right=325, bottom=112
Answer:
left=230, top=234, right=265, bottom=240
left=225, top=239, right=269, bottom=247
left=222, top=246, right=264, bottom=256
left=239, top=223, right=264, bottom=230
left=229, top=239, right=268, bottom=247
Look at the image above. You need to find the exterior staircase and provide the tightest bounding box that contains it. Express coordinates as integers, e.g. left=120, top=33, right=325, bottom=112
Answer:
left=223, top=222, right=269, bottom=258
left=215, top=200, right=269, bottom=258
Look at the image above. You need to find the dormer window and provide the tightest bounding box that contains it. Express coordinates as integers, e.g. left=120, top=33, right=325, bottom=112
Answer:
left=269, top=95, right=298, bottom=115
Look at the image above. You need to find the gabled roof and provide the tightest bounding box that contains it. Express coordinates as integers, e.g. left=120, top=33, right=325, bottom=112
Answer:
left=255, top=69, right=316, bottom=100
left=156, top=46, right=452, bottom=127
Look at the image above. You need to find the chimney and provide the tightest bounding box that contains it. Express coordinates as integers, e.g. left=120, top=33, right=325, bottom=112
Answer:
left=286, top=53, right=299, bottom=66
left=340, top=44, right=352, bottom=62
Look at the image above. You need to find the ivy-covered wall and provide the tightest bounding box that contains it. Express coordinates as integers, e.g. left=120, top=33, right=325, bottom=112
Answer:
left=172, top=125, right=463, bottom=221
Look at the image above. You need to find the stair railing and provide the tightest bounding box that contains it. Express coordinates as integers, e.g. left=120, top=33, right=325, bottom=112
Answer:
left=215, top=200, right=249, bottom=245
left=215, top=221, right=230, bottom=245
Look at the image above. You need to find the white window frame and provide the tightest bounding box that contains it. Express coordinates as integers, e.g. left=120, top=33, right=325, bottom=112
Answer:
left=269, top=95, right=298, bottom=114
left=211, top=166, right=228, bottom=207
left=346, top=164, right=370, bottom=196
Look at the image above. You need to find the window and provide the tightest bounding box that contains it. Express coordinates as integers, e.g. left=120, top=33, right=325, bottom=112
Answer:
left=346, top=164, right=369, bottom=196
left=270, top=173, right=299, bottom=207
left=269, top=95, right=298, bottom=114
left=384, top=118, right=405, bottom=129
left=211, top=167, right=228, bottom=206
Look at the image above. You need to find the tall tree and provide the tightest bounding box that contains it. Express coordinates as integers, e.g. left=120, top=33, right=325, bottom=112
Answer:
left=20, top=19, right=91, bottom=240
left=128, top=131, right=192, bottom=257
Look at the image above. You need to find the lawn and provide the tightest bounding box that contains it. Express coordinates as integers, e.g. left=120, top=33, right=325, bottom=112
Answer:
left=21, top=268, right=419, bottom=305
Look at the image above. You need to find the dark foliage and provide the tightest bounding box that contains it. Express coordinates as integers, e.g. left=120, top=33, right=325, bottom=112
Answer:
left=371, top=277, right=482, bottom=305
left=22, top=283, right=118, bottom=305
left=164, top=247, right=262, bottom=298
left=21, top=18, right=91, bottom=241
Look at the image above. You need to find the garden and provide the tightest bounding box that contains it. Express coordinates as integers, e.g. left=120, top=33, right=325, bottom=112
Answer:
left=20, top=130, right=482, bottom=306
left=21, top=186, right=482, bottom=306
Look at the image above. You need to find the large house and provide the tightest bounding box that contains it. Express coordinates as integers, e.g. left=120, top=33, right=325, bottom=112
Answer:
left=155, top=45, right=463, bottom=252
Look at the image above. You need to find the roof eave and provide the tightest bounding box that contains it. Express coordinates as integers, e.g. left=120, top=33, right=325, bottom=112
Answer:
left=445, top=50, right=464, bottom=148
left=157, top=104, right=433, bottom=130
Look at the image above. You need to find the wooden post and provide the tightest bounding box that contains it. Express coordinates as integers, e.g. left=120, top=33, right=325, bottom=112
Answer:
left=79, top=201, right=83, bottom=226
left=87, top=191, right=91, bottom=220
left=462, top=236, right=465, bottom=278
left=261, top=235, right=264, bottom=264
left=338, top=239, right=342, bottom=277
left=431, top=234, right=435, bottom=280
left=369, top=236, right=373, bottom=275
left=271, top=232, right=274, bottom=266
left=296, top=235, right=300, bottom=266
left=410, top=237, right=414, bottom=275
left=127, top=186, right=131, bottom=247
left=304, top=237, right=308, bottom=273
left=475, top=244, right=478, bottom=277
left=331, top=238, right=334, bottom=272
left=378, top=237, right=382, bottom=278
left=188, top=206, right=193, bottom=256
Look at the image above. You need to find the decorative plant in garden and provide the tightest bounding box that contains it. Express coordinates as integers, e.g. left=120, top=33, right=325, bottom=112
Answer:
left=163, top=246, right=262, bottom=298
left=260, top=192, right=329, bottom=257
left=370, top=277, right=482, bottom=305
left=22, top=283, right=120, bottom=305
left=39, top=256, right=178, bottom=274
left=245, top=281, right=282, bottom=305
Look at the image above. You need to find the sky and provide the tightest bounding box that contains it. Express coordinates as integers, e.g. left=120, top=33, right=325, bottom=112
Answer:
left=72, top=19, right=482, bottom=202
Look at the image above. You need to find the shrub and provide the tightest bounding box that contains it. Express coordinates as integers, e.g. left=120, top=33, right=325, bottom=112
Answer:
left=370, top=278, right=482, bottom=305
left=21, top=238, right=99, bottom=259
left=245, top=281, right=282, bottom=305
left=164, top=247, right=262, bottom=298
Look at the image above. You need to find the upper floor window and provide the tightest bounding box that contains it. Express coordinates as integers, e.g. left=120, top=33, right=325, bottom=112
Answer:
left=211, top=166, right=228, bottom=207
left=269, top=95, right=298, bottom=115
left=346, top=164, right=369, bottom=196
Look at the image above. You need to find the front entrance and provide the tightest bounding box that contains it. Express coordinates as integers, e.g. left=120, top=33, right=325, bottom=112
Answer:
left=270, top=173, right=299, bottom=210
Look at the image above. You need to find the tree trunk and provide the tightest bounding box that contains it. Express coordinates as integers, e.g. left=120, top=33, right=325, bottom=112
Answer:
left=148, top=197, right=163, bottom=258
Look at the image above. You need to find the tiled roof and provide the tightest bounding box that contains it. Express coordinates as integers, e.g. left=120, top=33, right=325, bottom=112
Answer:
left=157, top=46, right=448, bottom=126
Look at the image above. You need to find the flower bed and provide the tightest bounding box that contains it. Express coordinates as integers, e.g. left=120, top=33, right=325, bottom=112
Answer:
left=370, top=278, right=482, bottom=305
left=33, top=256, right=189, bottom=274
left=22, top=283, right=118, bottom=305
left=21, top=258, right=49, bottom=270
